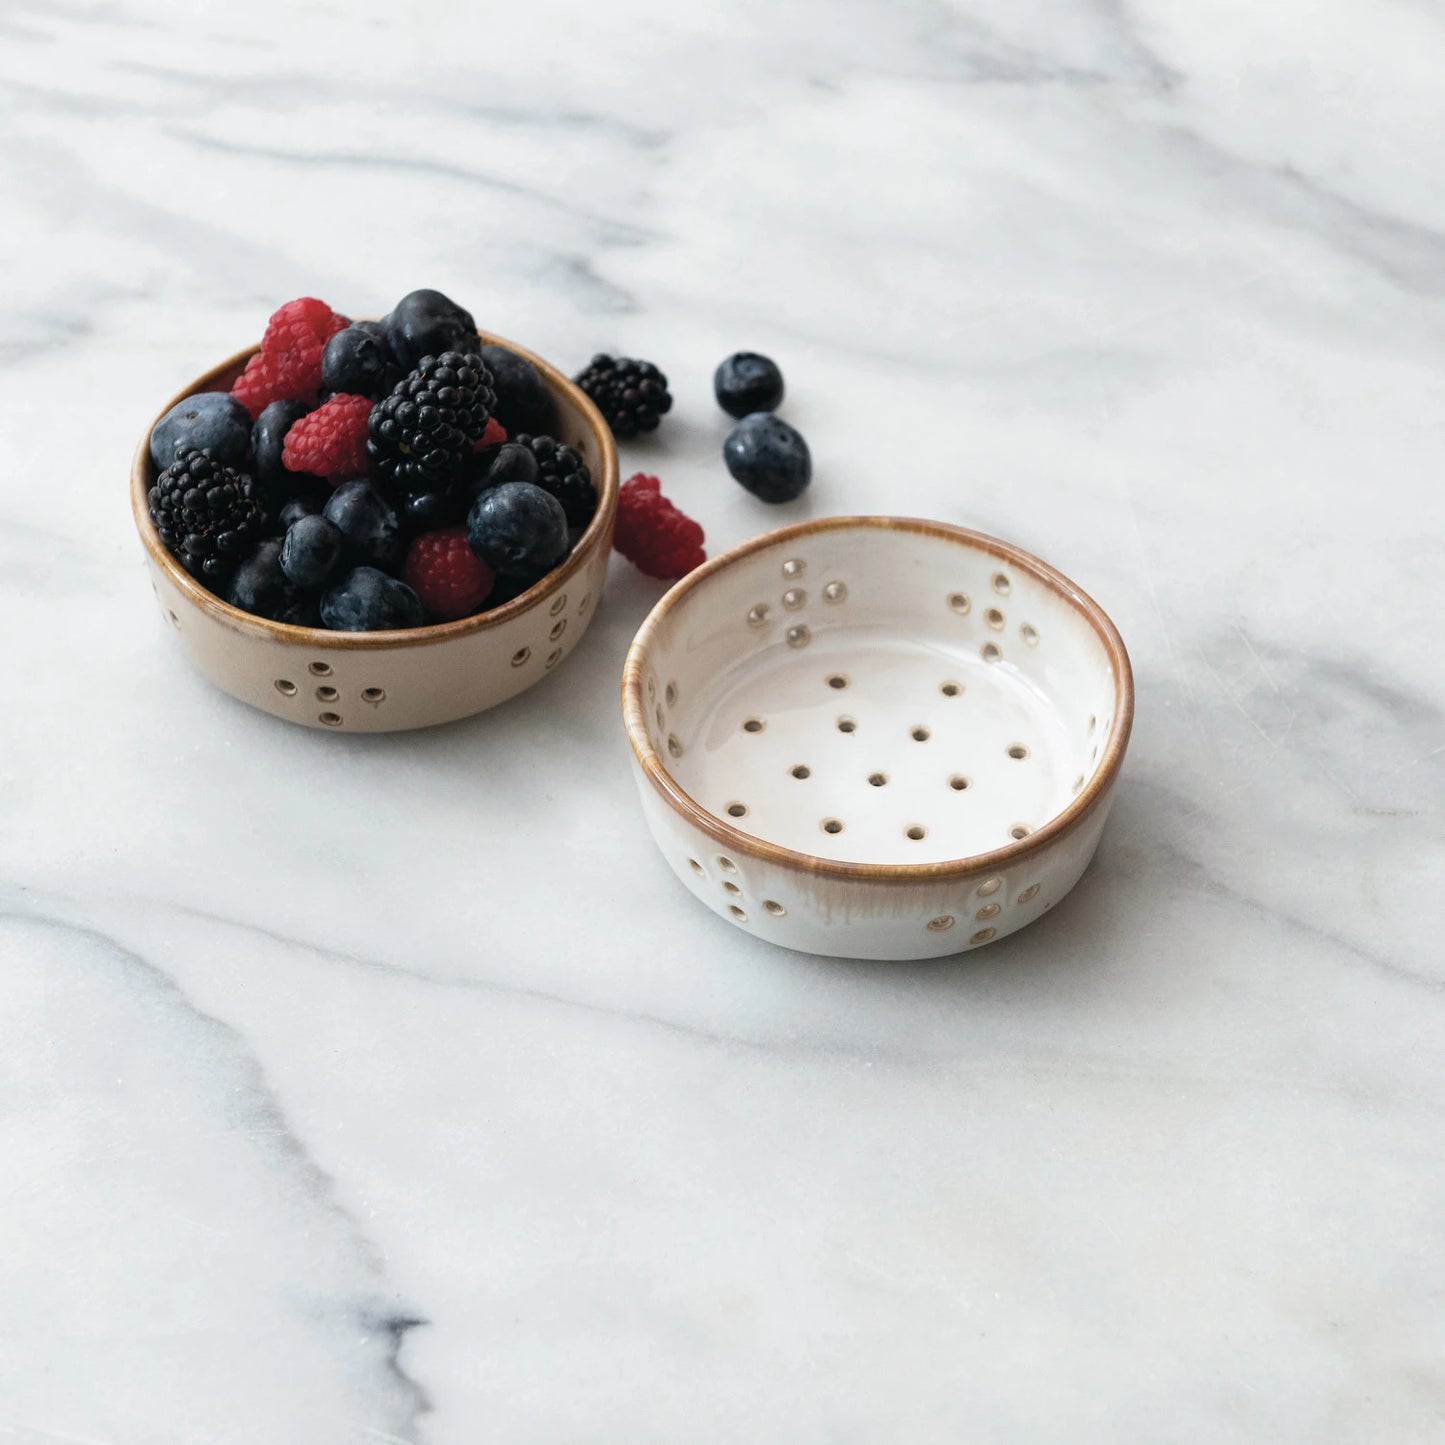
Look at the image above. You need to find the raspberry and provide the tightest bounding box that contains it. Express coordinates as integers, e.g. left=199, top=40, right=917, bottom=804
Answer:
left=282, top=393, right=373, bottom=481
left=614, top=473, right=705, bottom=580
left=477, top=417, right=508, bottom=449
left=402, top=526, right=496, bottom=620
left=231, top=297, right=348, bottom=417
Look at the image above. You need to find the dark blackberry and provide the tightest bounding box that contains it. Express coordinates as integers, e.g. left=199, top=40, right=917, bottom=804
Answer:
left=366, top=350, right=496, bottom=497
left=573, top=354, right=672, bottom=439
left=512, top=433, right=597, bottom=528
left=149, top=447, right=268, bottom=583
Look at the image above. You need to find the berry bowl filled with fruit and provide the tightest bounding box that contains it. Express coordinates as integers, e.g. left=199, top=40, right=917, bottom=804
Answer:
left=131, top=291, right=618, bottom=732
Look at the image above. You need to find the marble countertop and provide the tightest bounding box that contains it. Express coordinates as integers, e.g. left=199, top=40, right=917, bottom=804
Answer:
left=3, top=1, right=1443, bottom=1440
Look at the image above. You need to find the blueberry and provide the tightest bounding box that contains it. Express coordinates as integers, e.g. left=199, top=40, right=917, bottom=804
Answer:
left=387, top=289, right=477, bottom=369
left=251, top=399, right=317, bottom=502
left=353, top=316, right=392, bottom=344
left=277, top=494, right=322, bottom=531
left=723, top=412, right=811, bottom=503
left=714, top=352, right=784, bottom=418
left=279, top=514, right=344, bottom=589
left=466, top=481, right=568, bottom=576
left=322, top=480, right=402, bottom=570
left=321, top=326, right=400, bottom=399
left=227, top=539, right=318, bottom=625
left=402, top=489, right=463, bottom=533
left=320, top=566, right=425, bottom=632
left=151, top=391, right=252, bottom=471
left=479, top=343, right=556, bottom=437
left=462, top=440, right=540, bottom=511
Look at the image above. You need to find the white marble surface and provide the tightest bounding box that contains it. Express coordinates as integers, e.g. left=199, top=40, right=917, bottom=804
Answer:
left=2, top=1, right=1444, bottom=1439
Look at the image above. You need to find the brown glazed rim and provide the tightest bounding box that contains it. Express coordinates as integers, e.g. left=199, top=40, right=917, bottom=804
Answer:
left=622, top=516, right=1135, bottom=886
left=130, top=328, right=619, bottom=649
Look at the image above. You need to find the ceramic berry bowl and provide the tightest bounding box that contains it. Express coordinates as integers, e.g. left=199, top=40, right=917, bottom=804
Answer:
left=131, top=331, right=617, bottom=732
left=622, top=517, right=1133, bottom=959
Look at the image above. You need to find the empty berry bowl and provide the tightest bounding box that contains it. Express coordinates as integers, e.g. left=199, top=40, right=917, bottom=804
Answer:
left=622, top=517, right=1133, bottom=959
left=131, top=331, right=617, bottom=732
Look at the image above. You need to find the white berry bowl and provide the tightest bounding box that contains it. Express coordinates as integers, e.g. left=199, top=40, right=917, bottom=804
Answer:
left=622, top=517, right=1133, bottom=959
left=131, top=330, right=618, bottom=732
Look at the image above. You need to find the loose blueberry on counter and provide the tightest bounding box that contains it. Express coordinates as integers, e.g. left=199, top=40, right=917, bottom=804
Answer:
left=228, top=539, right=319, bottom=625
left=479, top=343, right=556, bottom=437
left=714, top=352, right=785, bottom=418
left=322, top=480, right=402, bottom=570
left=386, top=289, right=477, bottom=369
left=466, top=481, right=568, bottom=576
left=723, top=412, right=812, bottom=503
left=321, top=326, right=400, bottom=399
left=252, top=399, right=318, bottom=500
left=279, top=514, right=345, bottom=590
left=150, top=392, right=252, bottom=471
left=320, top=566, right=425, bottom=632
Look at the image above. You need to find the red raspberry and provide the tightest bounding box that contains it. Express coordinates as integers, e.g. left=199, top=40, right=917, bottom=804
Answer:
left=476, top=417, right=508, bottom=449
left=231, top=296, right=348, bottom=416
left=614, top=473, right=706, bottom=580
left=402, top=527, right=496, bottom=620
left=282, top=393, right=373, bottom=481
left=231, top=351, right=281, bottom=419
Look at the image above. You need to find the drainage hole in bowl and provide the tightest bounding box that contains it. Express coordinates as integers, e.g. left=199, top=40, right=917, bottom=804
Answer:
left=786, top=624, right=810, bottom=648
left=319, top=712, right=343, bottom=727
left=361, top=687, right=385, bottom=704
left=985, top=607, right=1005, bottom=629
left=748, top=603, right=770, bottom=627
left=823, top=580, right=847, bottom=603
left=1088, top=714, right=1097, bottom=736
left=667, top=733, right=683, bottom=758
left=309, top=661, right=332, bottom=677
left=928, top=915, right=955, bottom=932
left=729, top=905, right=748, bottom=922
left=976, top=902, right=1001, bottom=921
left=665, top=681, right=678, bottom=706
left=911, top=726, right=931, bottom=742
left=511, top=647, right=530, bottom=668
left=718, top=856, right=737, bottom=872
left=977, top=877, right=1001, bottom=897
left=655, top=705, right=665, bottom=730
left=868, top=772, right=888, bottom=787
left=1071, top=774, right=1085, bottom=793
left=948, top=592, right=970, bottom=615
left=940, top=681, right=962, bottom=697
left=992, top=572, right=1011, bottom=596
left=274, top=679, right=297, bottom=697
left=1018, top=883, right=1040, bottom=904
left=949, top=774, right=971, bottom=791
left=726, top=802, right=748, bottom=818
left=578, top=592, right=592, bottom=615
left=1007, top=743, right=1029, bottom=760
left=743, top=717, right=765, bottom=734
left=837, top=717, right=857, bottom=734
left=545, top=648, right=563, bottom=669
left=905, top=825, right=927, bottom=841
left=821, top=818, right=844, bottom=835
left=971, top=926, right=997, bottom=944
left=982, top=642, right=1002, bottom=662
left=827, top=674, right=849, bottom=690
left=550, top=592, right=568, bottom=617
left=167, top=610, right=181, bottom=630
left=783, top=588, right=806, bottom=610
left=316, top=685, right=339, bottom=702
left=791, top=764, right=811, bottom=779
left=782, top=558, right=806, bottom=580
left=1021, top=623, right=1039, bottom=646
left=1009, top=823, right=1032, bottom=840
left=550, top=618, right=567, bottom=642
left=763, top=899, right=787, bottom=916
left=688, top=858, right=705, bottom=877
left=723, top=881, right=741, bottom=896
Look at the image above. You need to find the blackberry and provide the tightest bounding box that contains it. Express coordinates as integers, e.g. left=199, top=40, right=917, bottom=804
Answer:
left=149, top=447, right=268, bottom=583
left=366, top=350, right=496, bottom=497
left=510, top=434, right=596, bottom=527
left=573, top=354, right=672, bottom=439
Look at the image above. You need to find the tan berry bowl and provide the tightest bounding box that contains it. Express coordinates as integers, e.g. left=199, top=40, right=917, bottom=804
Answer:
left=622, top=517, right=1133, bottom=959
left=131, top=331, right=618, bottom=732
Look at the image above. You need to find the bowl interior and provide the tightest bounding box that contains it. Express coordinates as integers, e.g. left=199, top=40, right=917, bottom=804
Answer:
left=634, top=521, right=1124, bottom=866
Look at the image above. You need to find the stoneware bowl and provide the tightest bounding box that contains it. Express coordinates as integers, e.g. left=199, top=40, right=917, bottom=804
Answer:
left=622, top=517, right=1133, bottom=960
left=131, top=331, right=618, bottom=732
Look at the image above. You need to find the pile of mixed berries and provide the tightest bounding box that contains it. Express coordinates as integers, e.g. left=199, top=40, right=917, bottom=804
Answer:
left=148, top=290, right=600, bottom=630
